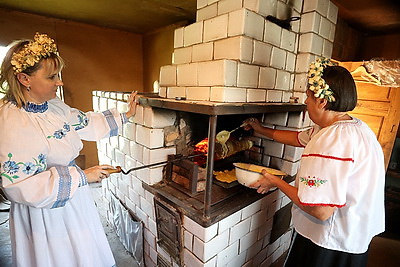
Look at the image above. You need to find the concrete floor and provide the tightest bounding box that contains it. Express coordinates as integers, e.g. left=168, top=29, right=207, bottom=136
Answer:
left=1, top=179, right=400, bottom=267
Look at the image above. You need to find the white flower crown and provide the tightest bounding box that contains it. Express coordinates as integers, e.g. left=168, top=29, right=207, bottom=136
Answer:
left=11, top=32, right=58, bottom=74
left=308, top=58, right=336, bottom=102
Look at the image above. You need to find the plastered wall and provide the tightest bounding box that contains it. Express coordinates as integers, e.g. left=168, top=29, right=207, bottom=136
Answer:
left=0, top=8, right=143, bottom=168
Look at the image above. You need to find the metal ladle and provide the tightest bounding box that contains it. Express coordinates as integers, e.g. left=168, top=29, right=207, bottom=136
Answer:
left=216, top=123, right=247, bottom=144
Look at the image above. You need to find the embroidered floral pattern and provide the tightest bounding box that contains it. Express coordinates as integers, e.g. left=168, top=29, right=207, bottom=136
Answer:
left=47, top=123, right=71, bottom=139
left=0, top=153, right=47, bottom=183
left=300, top=176, right=327, bottom=188
left=72, top=111, right=89, bottom=130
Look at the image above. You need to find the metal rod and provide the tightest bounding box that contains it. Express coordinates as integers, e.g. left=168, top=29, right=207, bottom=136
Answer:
left=204, top=115, right=217, bottom=218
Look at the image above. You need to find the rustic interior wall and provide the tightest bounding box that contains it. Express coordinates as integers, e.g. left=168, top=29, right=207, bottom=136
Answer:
left=0, top=8, right=143, bottom=168
left=332, top=17, right=400, bottom=61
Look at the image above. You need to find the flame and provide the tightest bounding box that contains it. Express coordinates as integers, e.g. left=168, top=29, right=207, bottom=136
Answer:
left=194, top=138, right=208, bottom=154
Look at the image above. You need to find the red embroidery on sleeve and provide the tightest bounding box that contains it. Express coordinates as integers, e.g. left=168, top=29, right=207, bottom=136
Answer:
left=302, top=153, right=354, bottom=162
left=300, top=201, right=346, bottom=208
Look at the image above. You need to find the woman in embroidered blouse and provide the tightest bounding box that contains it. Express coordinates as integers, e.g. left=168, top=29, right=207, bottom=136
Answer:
left=245, top=60, right=385, bottom=267
left=0, top=33, right=138, bottom=267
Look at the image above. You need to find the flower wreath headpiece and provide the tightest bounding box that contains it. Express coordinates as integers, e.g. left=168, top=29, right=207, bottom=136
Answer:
left=11, top=32, right=58, bottom=75
left=308, top=57, right=336, bottom=102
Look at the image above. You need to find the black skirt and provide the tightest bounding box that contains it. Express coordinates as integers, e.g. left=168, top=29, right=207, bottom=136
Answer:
left=284, top=232, right=369, bottom=267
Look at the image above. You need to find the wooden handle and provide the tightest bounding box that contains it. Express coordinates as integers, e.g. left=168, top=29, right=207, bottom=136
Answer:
left=105, top=166, right=122, bottom=174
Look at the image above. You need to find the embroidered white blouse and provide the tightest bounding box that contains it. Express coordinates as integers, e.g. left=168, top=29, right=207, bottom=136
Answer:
left=0, top=97, right=127, bottom=267
left=293, top=117, right=385, bottom=253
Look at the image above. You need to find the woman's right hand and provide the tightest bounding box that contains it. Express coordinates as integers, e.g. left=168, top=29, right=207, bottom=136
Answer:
left=84, top=165, right=114, bottom=183
left=243, top=118, right=262, bottom=131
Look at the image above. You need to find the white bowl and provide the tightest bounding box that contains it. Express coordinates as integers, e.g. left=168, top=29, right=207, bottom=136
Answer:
left=233, top=163, right=286, bottom=188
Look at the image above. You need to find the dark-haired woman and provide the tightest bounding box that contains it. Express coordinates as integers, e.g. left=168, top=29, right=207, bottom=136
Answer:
left=245, top=59, right=385, bottom=267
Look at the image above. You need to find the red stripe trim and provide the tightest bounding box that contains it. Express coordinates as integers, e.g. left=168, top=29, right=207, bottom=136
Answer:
left=300, top=201, right=346, bottom=208
left=302, top=153, right=354, bottom=162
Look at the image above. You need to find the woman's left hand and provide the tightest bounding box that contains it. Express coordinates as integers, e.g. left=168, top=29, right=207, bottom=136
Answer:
left=249, top=170, right=277, bottom=194
left=126, top=91, right=139, bottom=118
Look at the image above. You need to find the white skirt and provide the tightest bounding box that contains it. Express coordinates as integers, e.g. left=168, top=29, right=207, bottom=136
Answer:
left=10, top=185, right=115, bottom=267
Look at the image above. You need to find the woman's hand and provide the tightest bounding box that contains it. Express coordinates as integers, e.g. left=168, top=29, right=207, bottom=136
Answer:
left=84, top=164, right=114, bottom=183
left=243, top=117, right=262, bottom=132
left=126, top=91, right=139, bottom=118
left=249, top=170, right=279, bottom=194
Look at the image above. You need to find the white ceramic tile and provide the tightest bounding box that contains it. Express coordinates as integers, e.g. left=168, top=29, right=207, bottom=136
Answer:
left=107, top=99, right=117, bottom=109
left=291, top=10, right=301, bottom=33
left=328, top=23, right=336, bottom=42
left=184, top=21, right=204, bottom=47
left=319, top=16, right=331, bottom=39
left=229, top=217, right=251, bottom=244
left=283, top=145, right=303, bottom=162
left=322, top=39, right=333, bottom=58
left=197, top=0, right=208, bottom=9
left=247, top=240, right=265, bottom=265
left=292, top=0, right=303, bottom=13
left=242, top=200, right=262, bottom=219
left=295, top=53, right=314, bottom=73
left=287, top=111, right=306, bottom=128
left=276, top=0, right=289, bottom=20
left=300, top=12, right=321, bottom=34
left=298, top=33, right=323, bottom=55
left=286, top=52, right=296, bottom=72
left=172, top=46, right=192, bottom=64
left=264, top=112, right=288, bottom=125
left=317, top=0, right=330, bottom=17
left=258, top=67, right=276, bottom=89
left=210, top=86, right=247, bottom=102
left=186, top=86, right=211, bottom=101
left=177, top=63, right=198, bottom=86
left=263, top=139, right=284, bottom=157
left=183, top=248, right=206, bottom=267
left=136, top=125, right=164, bottom=149
left=266, top=90, right=282, bottom=102
left=270, top=47, right=286, bottom=70
left=292, top=90, right=307, bottom=104
left=204, top=14, right=229, bottom=42
left=218, top=0, right=243, bottom=15
left=183, top=215, right=218, bottom=242
left=148, top=166, right=163, bottom=185
left=247, top=89, right=266, bottom=102
left=327, top=1, right=338, bottom=24
left=228, top=9, right=264, bottom=41
left=197, top=3, right=218, bottom=21
left=159, top=65, right=177, bottom=87
left=143, top=106, right=176, bottom=128
left=166, top=86, right=186, bottom=99
left=198, top=59, right=237, bottom=86
left=249, top=209, right=268, bottom=232
left=118, top=135, right=130, bottom=155
left=216, top=241, right=240, bottom=266
left=214, top=36, right=253, bottom=63
left=158, top=87, right=166, bottom=98
left=202, top=230, right=230, bottom=261
left=275, top=70, right=290, bottom=91
left=237, top=63, right=259, bottom=88
left=264, top=0, right=278, bottom=17
left=184, top=230, right=194, bottom=251
left=130, top=141, right=143, bottom=163
left=280, top=29, right=296, bottom=52
left=252, top=40, right=272, bottom=66
left=142, top=146, right=176, bottom=165
left=218, top=210, right=241, bottom=234
left=174, top=27, right=184, bottom=48
left=116, top=100, right=128, bottom=113
left=92, top=96, right=99, bottom=111
left=192, top=42, right=214, bottom=62
left=239, top=229, right=258, bottom=254
left=302, top=0, right=318, bottom=13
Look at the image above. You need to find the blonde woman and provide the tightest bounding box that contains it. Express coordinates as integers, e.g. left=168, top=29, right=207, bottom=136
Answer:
left=0, top=33, right=137, bottom=267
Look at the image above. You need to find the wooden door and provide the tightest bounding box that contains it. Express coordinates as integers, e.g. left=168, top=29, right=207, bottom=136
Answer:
left=340, top=61, right=400, bottom=170
left=350, top=83, right=400, bottom=169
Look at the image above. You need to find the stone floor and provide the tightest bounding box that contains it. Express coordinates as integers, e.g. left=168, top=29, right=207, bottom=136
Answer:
left=1, top=176, right=400, bottom=267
